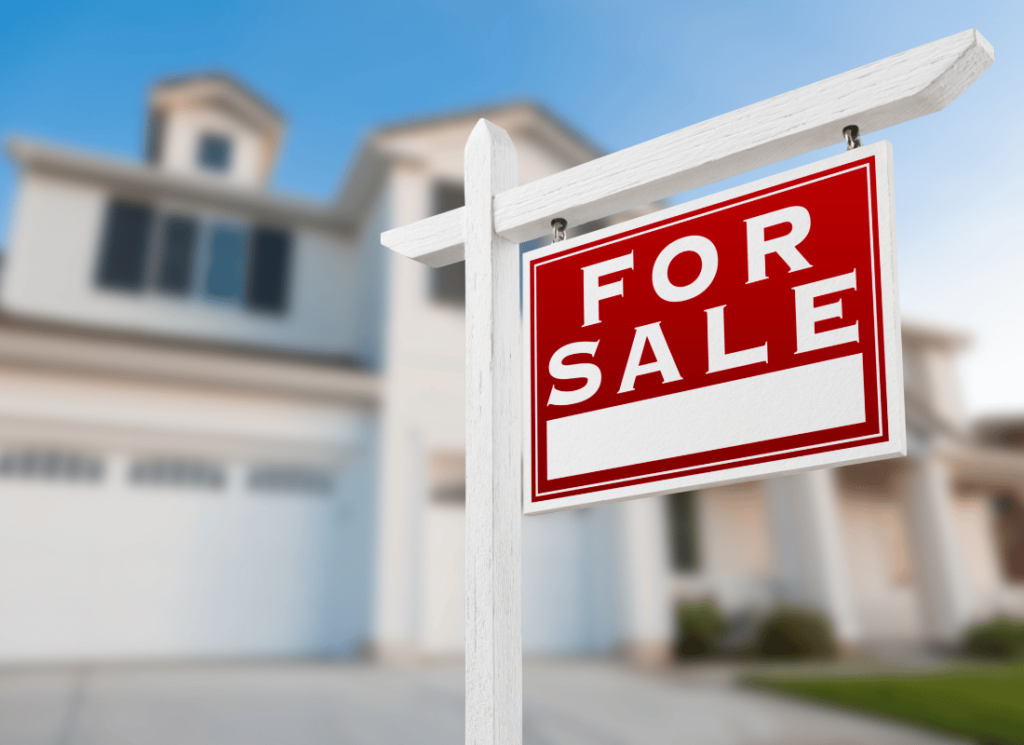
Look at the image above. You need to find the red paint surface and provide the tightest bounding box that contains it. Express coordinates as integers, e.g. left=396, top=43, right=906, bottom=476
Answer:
left=527, top=156, right=889, bottom=504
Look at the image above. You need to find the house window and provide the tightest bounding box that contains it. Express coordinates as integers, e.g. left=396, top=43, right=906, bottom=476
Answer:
left=155, top=215, right=197, bottom=294
left=130, top=458, right=225, bottom=491
left=0, top=449, right=104, bottom=483
left=96, top=200, right=154, bottom=290
left=247, top=227, right=291, bottom=313
left=95, top=200, right=291, bottom=315
left=994, top=493, right=1024, bottom=581
left=204, top=226, right=248, bottom=303
left=668, top=492, right=701, bottom=572
left=429, top=182, right=466, bottom=306
left=249, top=466, right=334, bottom=496
left=197, top=133, right=232, bottom=172
left=431, top=262, right=465, bottom=307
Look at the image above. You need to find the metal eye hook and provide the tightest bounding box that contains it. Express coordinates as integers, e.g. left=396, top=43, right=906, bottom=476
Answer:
left=551, top=218, right=567, bottom=243
left=843, top=125, right=862, bottom=150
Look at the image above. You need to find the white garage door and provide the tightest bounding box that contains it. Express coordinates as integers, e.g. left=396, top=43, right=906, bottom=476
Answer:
left=0, top=447, right=375, bottom=662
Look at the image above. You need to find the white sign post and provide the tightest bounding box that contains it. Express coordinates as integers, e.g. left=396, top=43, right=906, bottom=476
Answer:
left=381, top=29, right=992, bottom=745
left=464, top=121, right=522, bottom=745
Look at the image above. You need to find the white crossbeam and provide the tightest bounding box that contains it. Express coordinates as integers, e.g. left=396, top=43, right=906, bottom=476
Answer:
left=381, top=28, right=992, bottom=267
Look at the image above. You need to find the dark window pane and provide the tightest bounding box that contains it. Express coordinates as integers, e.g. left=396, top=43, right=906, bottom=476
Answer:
left=197, top=133, right=232, bottom=172
left=0, top=449, right=104, bottom=483
left=668, top=492, right=700, bottom=572
left=432, top=182, right=464, bottom=215
left=429, top=182, right=466, bottom=306
left=247, top=227, right=291, bottom=313
left=129, top=457, right=225, bottom=492
left=249, top=465, right=333, bottom=496
left=205, top=227, right=247, bottom=303
left=156, top=215, right=196, bottom=293
left=431, top=262, right=465, bottom=307
left=96, top=200, right=153, bottom=290
left=995, top=493, right=1024, bottom=580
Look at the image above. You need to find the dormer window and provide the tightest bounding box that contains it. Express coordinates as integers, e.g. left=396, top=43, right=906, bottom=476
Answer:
left=147, top=75, right=282, bottom=186
left=197, top=132, right=232, bottom=173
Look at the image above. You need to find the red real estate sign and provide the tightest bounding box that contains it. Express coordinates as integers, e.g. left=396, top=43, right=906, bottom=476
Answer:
left=522, top=142, right=905, bottom=515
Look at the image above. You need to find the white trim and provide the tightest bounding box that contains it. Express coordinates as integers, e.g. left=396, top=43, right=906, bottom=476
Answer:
left=0, top=322, right=379, bottom=404
left=8, top=138, right=349, bottom=234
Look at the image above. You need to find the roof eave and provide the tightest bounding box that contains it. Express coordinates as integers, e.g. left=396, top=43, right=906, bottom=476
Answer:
left=7, top=137, right=354, bottom=235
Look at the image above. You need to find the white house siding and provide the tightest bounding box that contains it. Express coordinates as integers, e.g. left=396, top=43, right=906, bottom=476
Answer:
left=1, top=172, right=361, bottom=357
left=2, top=173, right=107, bottom=318
left=422, top=490, right=465, bottom=655
left=0, top=362, right=376, bottom=661
left=373, top=162, right=457, bottom=658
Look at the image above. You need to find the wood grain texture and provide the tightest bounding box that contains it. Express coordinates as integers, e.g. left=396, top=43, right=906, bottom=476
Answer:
left=382, top=28, right=992, bottom=267
left=464, top=119, right=522, bottom=745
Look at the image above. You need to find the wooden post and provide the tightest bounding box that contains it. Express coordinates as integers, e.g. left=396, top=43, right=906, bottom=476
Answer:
left=464, top=119, right=521, bottom=745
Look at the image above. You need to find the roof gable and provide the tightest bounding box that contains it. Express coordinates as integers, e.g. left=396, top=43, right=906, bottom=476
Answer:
left=335, top=101, right=606, bottom=223
left=150, top=73, right=284, bottom=136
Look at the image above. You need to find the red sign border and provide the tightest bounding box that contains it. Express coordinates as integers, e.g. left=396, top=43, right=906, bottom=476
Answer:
left=522, top=142, right=905, bottom=516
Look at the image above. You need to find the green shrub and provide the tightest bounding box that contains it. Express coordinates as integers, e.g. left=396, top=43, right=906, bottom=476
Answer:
left=754, top=606, right=838, bottom=659
left=675, top=599, right=726, bottom=658
left=963, top=617, right=1024, bottom=659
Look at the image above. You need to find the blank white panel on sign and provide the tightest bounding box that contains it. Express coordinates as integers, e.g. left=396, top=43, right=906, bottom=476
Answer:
left=547, top=354, right=866, bottom=480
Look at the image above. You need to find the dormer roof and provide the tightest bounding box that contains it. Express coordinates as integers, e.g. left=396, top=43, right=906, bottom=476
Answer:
left=150, top=73, right=284, bottom=135
left=146, top=72, right=286, bottom=187
left=370, top=101, right=604, bottom=162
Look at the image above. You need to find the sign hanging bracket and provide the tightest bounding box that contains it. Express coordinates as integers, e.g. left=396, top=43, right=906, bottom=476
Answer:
left=551, top=217, right=567, bottom=243
left=844, top=124, right=863, bottom=150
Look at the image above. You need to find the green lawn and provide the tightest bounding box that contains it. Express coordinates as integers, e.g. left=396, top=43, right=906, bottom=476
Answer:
left=745, top=663, right=1024, bottom=745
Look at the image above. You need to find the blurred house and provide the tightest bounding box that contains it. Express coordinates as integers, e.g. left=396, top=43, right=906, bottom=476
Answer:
left=674, top=324, right=1024, bottom=649
left=0, top=74, right=1021, bottom=663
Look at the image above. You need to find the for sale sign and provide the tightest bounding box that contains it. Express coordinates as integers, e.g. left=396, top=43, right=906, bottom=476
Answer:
left=523, top=142, right=904, bottom=515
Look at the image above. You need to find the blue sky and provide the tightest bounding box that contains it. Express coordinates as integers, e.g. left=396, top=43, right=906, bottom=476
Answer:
left=1, top=1, right=1021, bottom=414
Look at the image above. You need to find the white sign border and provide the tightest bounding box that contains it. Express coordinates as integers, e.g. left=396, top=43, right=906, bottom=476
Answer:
left=522, top=141, right=905, bottom=516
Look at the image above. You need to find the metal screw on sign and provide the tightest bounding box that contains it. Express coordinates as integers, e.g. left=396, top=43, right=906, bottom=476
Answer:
left=843, top=124, right=862, bottom=150
left=551, top=217, right=568, bottom=242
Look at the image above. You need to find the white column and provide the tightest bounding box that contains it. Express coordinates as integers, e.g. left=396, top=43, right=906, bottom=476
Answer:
left=617, top=496, right=674, bottom=664
left=767, top=469, right=861, bottom=643
left=902, top=454, right=973, bottom=644
left=372, top=165, right=430, bottom=662
left=464, top=120, right=521, bottom=745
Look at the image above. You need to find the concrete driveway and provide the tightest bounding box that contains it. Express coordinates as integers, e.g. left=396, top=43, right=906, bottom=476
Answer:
left=0, top=661, right=968, bottom=745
